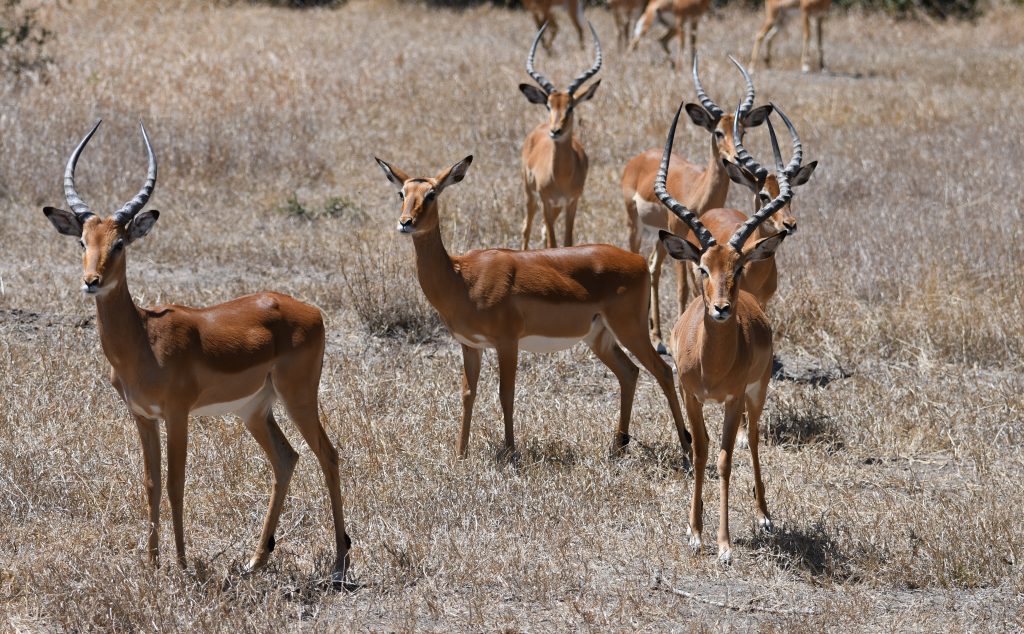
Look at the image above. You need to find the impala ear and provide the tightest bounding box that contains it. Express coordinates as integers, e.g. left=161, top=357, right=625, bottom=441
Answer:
left=659, top=230, right=702, bottom=263
left=435, top=155, right=473, bottom=193
left=722, top=159, right=759, bottom=194
left=43, top=207, right=83, bottom=237
left=125, top=210, right=159, bottom=244
left=685, top=104, right=716, bottom=133
left=519, top=84, right=549, bottom=105
left=741, top=105, right=772, bottom=128
left=791, top=161, right=818, bottom=186
left=745, top=231, right=787, bottom=262
left=573, top=79, right=601, bottom=103
left=375, top=158, right=410, bottom=187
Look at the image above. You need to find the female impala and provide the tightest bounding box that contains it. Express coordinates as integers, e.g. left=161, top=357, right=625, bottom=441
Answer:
left=522, top=0, right=586, bottom=52
left=520, top=22, right=601, bottom=250
left=628, top=0, right=711, bottom=69
left=42, top=122, right=351, bottom=581
left=655, top=102, right=796, bottom=564
left=749, top=0, right=832, bottom=73
left=622, top=55, right=769, bottom=352
left=374, top=155, right=693, bottom=461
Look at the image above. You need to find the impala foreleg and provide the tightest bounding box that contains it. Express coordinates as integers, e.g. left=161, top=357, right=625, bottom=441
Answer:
left=563, top=198, right=578, bottom=247
left=628, top=7, right=656, bottom=51
left=496, top=342, right=519, bottom=456
left=584, top=321, right=640, bottom=453
left=523, top=187, right=538, bottom=250
left=746, top=364, right=773, bottom=533
left=675, top=258, right=691, bottom=318
left=132, top=413, right=162, bottom=566
left=816, top=17, right=826, bottom=72
left=458, top=344, right=482, bottom=459
left=242, top=401, right=300, bottom=571
left=682, top=392, right=707, bottom=554
left=165, top=411, right=189, bottom=569
left=716, top=399, right=746, bottom=564
left=542, top=200, right=559, bottom=249
left=567, top=0, right=585, bottom=49
left=649, top=241, right=668, bottom=353
left=801, top=12, right=811, bottom=73
left=624, top=197, right=643, bottom=255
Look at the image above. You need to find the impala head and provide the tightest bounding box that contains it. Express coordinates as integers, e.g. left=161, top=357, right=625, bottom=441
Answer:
left=518, top=22, right=602, bottom=141
left=42, top=121, right=160, bottom=299
left=376, top=155, right=473, bottom=236
left=688, top=55, right=770, bottom=175
left=655, top=102, right=794, bottom=323
left=731, top=98, right=818, bottom=235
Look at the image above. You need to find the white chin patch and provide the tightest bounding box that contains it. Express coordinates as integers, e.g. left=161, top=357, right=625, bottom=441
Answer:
left=81, top=279, right=117, bottom=297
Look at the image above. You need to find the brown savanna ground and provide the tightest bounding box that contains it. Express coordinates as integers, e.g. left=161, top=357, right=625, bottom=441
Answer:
left=2, top=0, right=1023, bottom=631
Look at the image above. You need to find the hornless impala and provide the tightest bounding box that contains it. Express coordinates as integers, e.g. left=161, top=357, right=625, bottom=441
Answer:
left=655, top=102, right=796, bottom=564
left=750, top=0, right=831, bottom=73
left=520, top=22, right=601, bottom=250
left=628, top=0, right=710, bottom=69
left=522, top=0, right=586, bottom=52
left=609, top=0, right=647, bottom=49
left=374, top=155, right=693, bottom=461
left=622, top=55, right=769, bottom=352
left=42, top=122, right=351, bottom=581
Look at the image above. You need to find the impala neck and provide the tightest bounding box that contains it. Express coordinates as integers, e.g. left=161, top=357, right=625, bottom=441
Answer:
left=411, top=222, right=463, bottom=317
left=93, top=274, right=152, bottom=374
left=697, top=309, right=741, bottom=381
left=697, top=134, right=731, bottom=213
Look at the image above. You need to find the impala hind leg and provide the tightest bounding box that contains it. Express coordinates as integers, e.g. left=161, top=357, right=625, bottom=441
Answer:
left=240, top=382, right=300, bottom=571
left=495, top=342, right=520, bottom=456
left=816, top=17, right=826, bottom=72
left=584, top=320, right=640, bottom=453
left=132, top=413, right=163, bottom=566
left=273, top=374, right=350, bottom=580
left=746, top=363, right=773, bottom=533
left=165, top=410, right=190, bottom=569
left=682, top=392, right=708, bottom=553
left=458, top=344, right=482, bottom=458
left=567, top=0, right=585, bottom=49
left=716, top=398, right=746, bottom=565
left=610, top=317, right=693, bottom=461
left=801, top=11, right=812, bottom=73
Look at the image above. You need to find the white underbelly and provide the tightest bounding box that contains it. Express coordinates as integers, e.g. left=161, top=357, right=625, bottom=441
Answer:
left=191, top=391, right=262, bottom=417
left=634, top=194, right=669, bottom=234
left=519, top=335, right=583, bottom=353
left=453, top=332, right=493, bottom=349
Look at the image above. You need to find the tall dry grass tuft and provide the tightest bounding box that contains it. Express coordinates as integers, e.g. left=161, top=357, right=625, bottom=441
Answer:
left=2, top=0, right=1024, bottom=631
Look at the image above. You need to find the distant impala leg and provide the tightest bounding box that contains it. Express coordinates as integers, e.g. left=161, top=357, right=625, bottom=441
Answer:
left=800, top=11, right=811, bottom=73
left=132, top=412, right=162, bottom=566
left=817, top=17, right=826, bottom=72
left=242, top=385, right=300, bottom=571
left=523, top=186, right=539, bottom=250
left=585, top=320, right=640, bottom=452
left=496, top=342, right=520, bottom=455
left=564, top=198, right=579, bottom=247
left=542, top=200, right=559, bottom=249
left=649, top=241, right=669, bottom=352
left=165, top=410, right=190, bottom=569
left=458, top=344, right=482, bottom=458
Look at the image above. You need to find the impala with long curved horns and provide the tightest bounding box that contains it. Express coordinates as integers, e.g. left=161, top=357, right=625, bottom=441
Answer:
left=42, top=121, right=351, bottom=581
left=519, top=22, right=601, bottom=250
left=622, top=55, right=769, bottom=352
left=655, top=102, right=795, bottom=564
left=375, top=154, right=693, bottom=462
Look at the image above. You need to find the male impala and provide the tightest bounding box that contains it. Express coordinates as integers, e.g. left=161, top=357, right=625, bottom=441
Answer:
left=628, top=0, right=711, bottom=69
left=622, top=55, right=768, bottom=352
left=749, top=0, right=831, bottom=73
left=42, top=122, right=351, bottom=581
left=522, top=0, right=586, bottom=52
left=375, top=155, right=693, bottom=461
left=655, top=102, right=796, bottom=564
left=520, top=22, right=601, bottom=250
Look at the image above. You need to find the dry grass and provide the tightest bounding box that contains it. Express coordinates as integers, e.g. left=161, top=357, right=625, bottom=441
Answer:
left=2, top=0, right=1023, bottom=631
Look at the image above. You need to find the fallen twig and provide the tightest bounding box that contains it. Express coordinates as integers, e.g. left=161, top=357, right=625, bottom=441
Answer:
left=650, top=574, right=818, bottom=616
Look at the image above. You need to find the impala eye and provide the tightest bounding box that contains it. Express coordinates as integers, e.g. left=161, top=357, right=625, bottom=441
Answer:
left=715, top=130, right=725, bottom=139
left=698, top=267, right=709, bottom=278
left=79, top=239, right=86, bottom=250
left=111, top=240, right=124, bottom=254
left=424, top=191, right=436, bottom=203
left=397, top=191, right=405, bottom=200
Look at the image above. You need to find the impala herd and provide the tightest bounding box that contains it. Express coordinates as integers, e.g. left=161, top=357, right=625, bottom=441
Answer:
left=41, top=9, right=822, bottom=582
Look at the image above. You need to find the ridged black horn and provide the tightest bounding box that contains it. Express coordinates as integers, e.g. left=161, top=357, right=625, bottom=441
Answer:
left=691, top=53, right=723, bottom=122
left=63, top=121, right=102, bottom=223
left=113, top=120, right=158, bottom=226
left=770, top=102, right=804, bottom=178
left=729, top=55, right=756, bottom=120
left=566, top=22, right=602, bottom=96
left=727, top=114, right=793, bottom=250
left=526, top=23, right=556, bottom=95
left=655, top=101, right=717, bottom=250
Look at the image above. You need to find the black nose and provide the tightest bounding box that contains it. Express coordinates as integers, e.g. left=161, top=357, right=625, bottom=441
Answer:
left=714, top=303, right=731, bottom=314
left=400, top=218, right=413, bottom=229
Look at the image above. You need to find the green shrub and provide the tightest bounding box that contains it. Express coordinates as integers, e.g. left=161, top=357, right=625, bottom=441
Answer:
left=277, top=192, right=367, bottom=222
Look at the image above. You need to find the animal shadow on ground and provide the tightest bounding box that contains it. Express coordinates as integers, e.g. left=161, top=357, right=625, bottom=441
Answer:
left=740, top=520, right=857, bottom=581
left=764, top=383, right=845, bottom=453
left=620, top=440, right=692, bottom=477
left=772, top=352, right=850, bottom=387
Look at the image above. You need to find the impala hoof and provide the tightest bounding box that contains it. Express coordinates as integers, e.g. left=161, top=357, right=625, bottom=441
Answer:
left=655, top=341, right=668, bottom=355
left=718, top=549, right=732, bottom=566
left=735, top=431, right=749, bottom=450
left=687, top=527, right=702, bottom=554
left=759, top=517, right=774, bottom=534
left=801, top=65, right=811, bottom=74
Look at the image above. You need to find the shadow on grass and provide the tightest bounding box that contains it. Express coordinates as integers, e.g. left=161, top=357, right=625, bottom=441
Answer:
left=764, top=390, right=844, bottom=453
left=740, top=521, right=856, bottom=581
